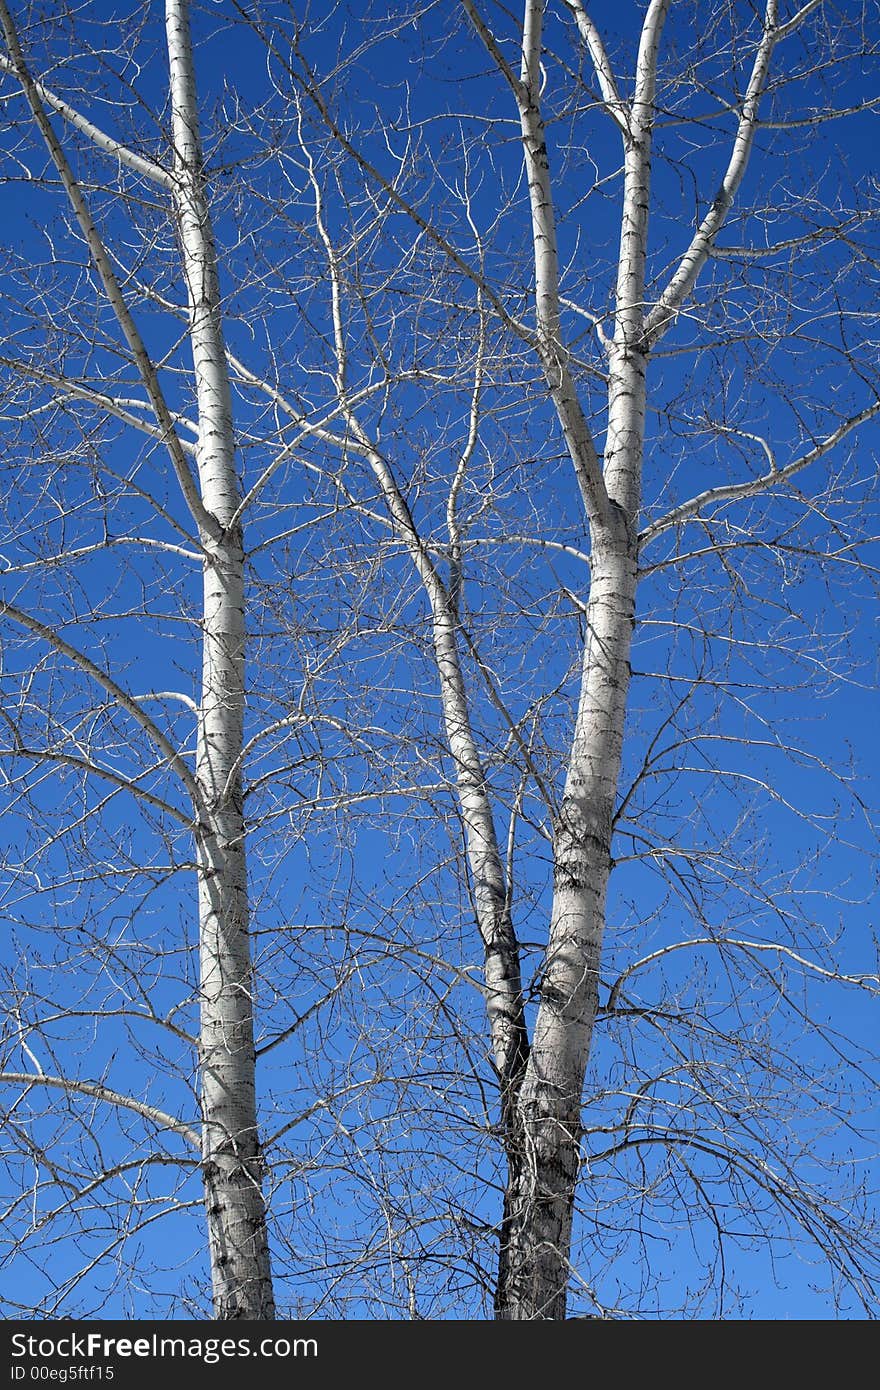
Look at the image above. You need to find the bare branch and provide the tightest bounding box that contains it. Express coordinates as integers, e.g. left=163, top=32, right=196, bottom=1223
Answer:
left=639, top=401, right=880, bottom=548
left=0, top=599, right=201, bottom=807
left=644, top=1, right=779, bottom=348
left=561, top=0, right=630, bottom=137
left=0, top=1072, right=200, bottom=1149
left=0, top=52, right=174, bottom=189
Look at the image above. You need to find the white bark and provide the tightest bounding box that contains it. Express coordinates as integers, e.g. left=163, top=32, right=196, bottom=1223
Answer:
left=0, top=1073, right=201, bottom=1149
left=500, top=530, right=637, bottom=1318
left=644, top=0, right=780, bottom=347
left=0, top=52, right=174, bottom=187
left=429, top=604, right=530, bottom=1090
left=495, top=0, right=667, bottom=1320
left=561, top=0, right=628, bottom=135
left=344, top=432, right=528, bottom=1092
left=515, top=0, right=609, bottom=527
left=639, top=400, right=880, bottom=548
left=165, top=0, right=275, bottom=1319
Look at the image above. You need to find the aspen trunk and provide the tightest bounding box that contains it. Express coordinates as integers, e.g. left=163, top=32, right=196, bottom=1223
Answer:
left=495, top=237, right=648, bottom=1323
left=195, top=530, right=274, bottom=1319
left=430, top=607, right=531, bottom=1282
left=494, top=509, right=638, bottom=1319
left=493, top=0, right=663, bottom=1317
left=166, top=0, right=275, bottom=1318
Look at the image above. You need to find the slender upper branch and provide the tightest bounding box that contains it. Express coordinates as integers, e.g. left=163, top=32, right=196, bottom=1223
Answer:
left=638, top=400, right=880, bottom=548
left=607, top=936, right=879, bottom=1013
left=0, top=732, right=194, bottom=827
left=0, top=600, right=202, bottom=807
left=460, top=0, right=523, bottom=100
left=561, top=0, right=630, bottom=137
left=0, top=359, right=200, bottom=463
left=643, top=0, right=783, bottom=347
left=774, top=0, right=824, bottom=42
left=0, top=52, right=174, bottom=188
left=0, top=537, right=201, bottom=572
left=0, top=1072, right=200, bottom=1149
left=447, top=286, right=485, bottom=615
left=634, top=0, right=672, bottom=116
left=463, top=0, right=611, bottom=529
left=608, top=0, right=670, bottom=361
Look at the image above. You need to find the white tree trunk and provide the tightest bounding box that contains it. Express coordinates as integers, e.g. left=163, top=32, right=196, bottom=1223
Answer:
left=495, top=505, right=638, bottom=1319
left=166, top=0, right=275, bottom=1319
left=359, top=441, right=530, bottom=1142
left=430, top=607, right=529, bottom=1092
left=495, top=3, right=663, bottom=1317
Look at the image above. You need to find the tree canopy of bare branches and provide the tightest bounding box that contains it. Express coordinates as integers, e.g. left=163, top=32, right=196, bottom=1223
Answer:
left=1, top=0, right=878, bottom=1320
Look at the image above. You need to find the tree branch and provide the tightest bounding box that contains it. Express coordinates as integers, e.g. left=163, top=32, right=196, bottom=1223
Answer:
left=463, top=0, right=611, bottom=528
left=643, top=0, right=780, bottom=348
left=0, top=1072, right=200, bottom=1149
left=561, top=0, right=630, bottom=137
left=0, top=52, right=175, bottom=189
left=638, top=401, right=880, bottom=549
left=0, top=599, right=201, bottom=807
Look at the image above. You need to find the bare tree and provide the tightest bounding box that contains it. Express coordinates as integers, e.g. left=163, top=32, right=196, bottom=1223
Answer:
left=446, top=0, right=880, bottom=1319
left=1, top=0, right=878, bottom=1320
left=0, top=0, right=275, bottom=1317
